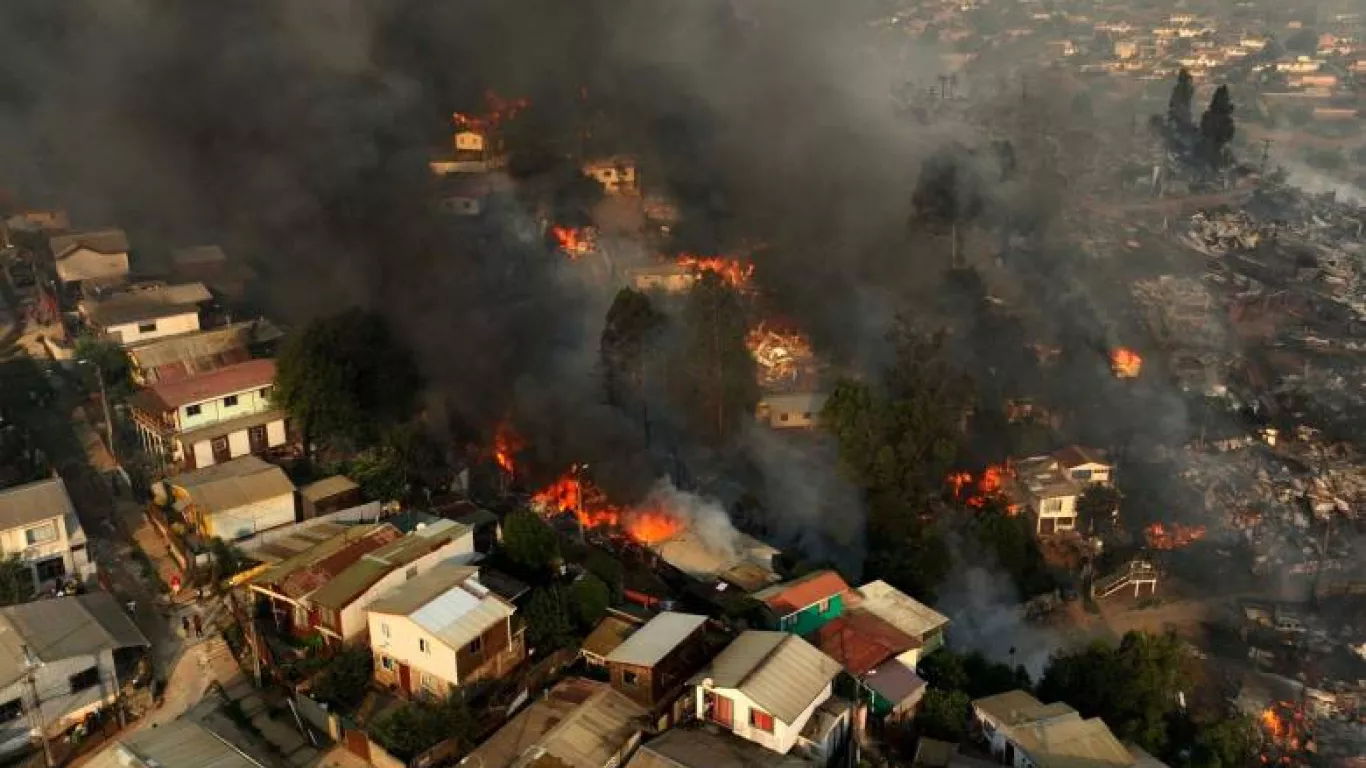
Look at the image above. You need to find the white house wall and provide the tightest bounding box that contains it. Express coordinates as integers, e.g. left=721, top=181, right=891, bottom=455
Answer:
left=0, top=650, right=120, bottom=758
left=227, top=431, right=251, bottom=456
left=192, top=441, right=214, bottom=469
left=177, top=387, right=274, bottom=432
left=266, top=420, right=287, bottom=446
left=336, top=535, right=475, bottom=640
left=206, top=493, right=295, bottom=540
left=368, top=613, right=460, bottom=689
left=183, top=417, right=287, bottom=469
left=0, top=513, right=79, bottom=590
left=107, top=312, right=200, bottom=345
left=695, top=681, right=832, bottom=755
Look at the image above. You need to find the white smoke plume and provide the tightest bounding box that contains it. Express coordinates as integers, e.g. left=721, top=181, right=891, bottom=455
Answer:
left=645, top=476, right=741, bottom=559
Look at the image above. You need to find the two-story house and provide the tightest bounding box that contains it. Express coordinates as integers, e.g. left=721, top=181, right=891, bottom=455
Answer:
left=0, top=593, right=149, bottom=759
left=0, top=477, right=95, bottom=593
left=79, top=282, right=211, bottom=346
left=751, top=570, right=851, bottom=635
left=368, top=562, right=526, bottom=699
left=129, top=358, right=286, bottom=469
left=48, top=229, right=130, bottom=298
left=1051, top=446, right=1113, bottom=487
left=160, top=456, right=296, bottom=540
left=971, top=690, right=1156, bottom=768
left=692, top=631, right=847, bottom=761
left=1008, top=457, right=1081, bottom=537
left=604, top=612, right=710, bottom=725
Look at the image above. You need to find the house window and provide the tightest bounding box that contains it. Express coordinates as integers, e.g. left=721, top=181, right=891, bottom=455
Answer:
left=24, top=523, right=56, bottom=545
left=35, top=556, right=66, bottom=582
left=419, top=638, right=429, bottom=654
left=817, top=598, right=831, bottom=613
left=1044, top=499, right=1063, bottom=514
left=1057, top=517, right=1076, bottom=530
left=137, top=321, right=158, bottom=334
left=223, top=395, right=239, bottom=407
left=381, top=623, right=390, bottom=638
left=380, top=656, right=394, bottom=671
left=420, top=673, right=439, bottom=693
left=69, top=667, right=99, bottom=694
left=750, top=708, right=775, bottom=733
left=467, top=636, right=483, bottom=654
left=260, top=386, right=273, bottom=401
left=0, top=698, right=20, bottom=723
left=1072, top=469, right=1092, bottom=481
left=779, top=413, right=789, bottom=422
left=186, top=404, right=202, bottom=417
left=623, top=670, right=639, bottom=687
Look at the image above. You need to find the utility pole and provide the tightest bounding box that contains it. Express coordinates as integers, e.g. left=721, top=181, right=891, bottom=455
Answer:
left=22, top=646, right=53, bottom=768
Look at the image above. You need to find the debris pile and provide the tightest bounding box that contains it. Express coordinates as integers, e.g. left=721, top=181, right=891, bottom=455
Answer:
left=747, top=322, right=820, bottom=391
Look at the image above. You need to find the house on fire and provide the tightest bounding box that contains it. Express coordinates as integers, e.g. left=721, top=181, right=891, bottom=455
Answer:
left=461, top=677, right=647, bottom=768
left=1050, top=445, right=1113, bottom=487
left=0, top=593, right=149, bottom=759
left=130, top=359, right=287, bottom=469
left=0, top=477, right=95, bottom=593
left=751, top=570, right=851, bottom=635
left=603, top=612, right=710, bottom=723
left=583, top=156, right=639, bottom=195
left=692, top=631, right=849, bottom=762
left=158, top=456, right=296, bottom=540
left=368, top=562, right=526, bottom=699
left=1008, top=457, right=1081, bottom=537
left=971, top=690, right=1159, bottom=768
left=78, top=282, right=212, bottom=346
left=249, top=520, right=474, bottom=644
left=48, top=228, right=130, bottom=295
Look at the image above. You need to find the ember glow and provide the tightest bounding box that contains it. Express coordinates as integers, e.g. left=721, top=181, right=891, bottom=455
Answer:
left=531, top=469, right=683, bottom=545
left=551, top=225, right=595, bottom=258
left=1258, top=701, right=1312, bottom=767
left=948, top=464, right=1014, bottom=510
left=1111, top=347, right=1143, bottom=378
left=492, top=422, right=523, bottom=475
left=1144, top=522, right=1207, bottom=550
left=676, top=254, right=755, bottom=289
left=747, top=322, right=817, bottom=390
left=452, top=90, right=530, bottom=133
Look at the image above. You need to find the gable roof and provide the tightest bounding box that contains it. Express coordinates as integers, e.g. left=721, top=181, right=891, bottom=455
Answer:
left=133, top=358, right=277, bottom=412
left=1052, top=445, right=1108, bottom=469
left=81, top=283, right=211, bottom=328
left=972, top=690, right=1075, bottom=728
left=50, top=228, right=129, bottom=257
left=369, top=561, right=514, bottom=652
left=89, top=718, right=269, bottom=768
left=582, top=616, right=640, bottom=659
left=125, top=320, right=280, bottom=382
left=628, top=724, right=810, bottom=768
left=0, top=476, right=75, bottom=531
left=307, top=519, right=472, bottom=610
left=0, top=592, right=149, bottom=683
left=464, top=678, right=646, bottom=768
left=170, top=455, right=295, bottom=512
left=254, top=523, right=403, bottom=600
left=299, top=475, right=360, bottom=502
left=172, top=245, right=228, bottom=266
left=1011, top=716, right=1137, bottom=768
left=813, top=609, right=919, bottom=675
left=750, top=569, right=850, bottom=616
left=604, top=612, right=705, bottom=668
left=856, top=580, right=950, bottom=639
left=693, top=631, right=842, bottom=723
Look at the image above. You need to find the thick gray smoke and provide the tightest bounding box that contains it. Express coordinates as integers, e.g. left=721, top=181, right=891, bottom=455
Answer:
left=644, top=478, right=742, bottom=559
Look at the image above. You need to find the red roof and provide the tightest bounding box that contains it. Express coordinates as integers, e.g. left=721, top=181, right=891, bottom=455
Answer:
left=754, top=569, right=852, bottom=616
left=814, top=610, right=920, bottom=675
left=278, top=526, right=403, bottom=598
left=146, top=358, right=276, bottom=410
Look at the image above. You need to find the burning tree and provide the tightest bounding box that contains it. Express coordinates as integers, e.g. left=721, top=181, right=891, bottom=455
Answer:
left=550, top=225, right=595, bottom=258
left=947, top=464, right=1014, bottom=510
left=676, top=254, right=755, bottom=290
left=1258, top=701, right=1315, bottom=766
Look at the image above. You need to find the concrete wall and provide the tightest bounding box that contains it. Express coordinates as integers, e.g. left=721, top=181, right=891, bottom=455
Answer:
left=107, top=312, right=200, bottom=345
left=0, top=649, right=120, bottom=758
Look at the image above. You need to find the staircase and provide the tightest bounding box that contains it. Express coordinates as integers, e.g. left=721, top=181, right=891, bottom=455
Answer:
left=1092, top=560, right=1159, bottom=599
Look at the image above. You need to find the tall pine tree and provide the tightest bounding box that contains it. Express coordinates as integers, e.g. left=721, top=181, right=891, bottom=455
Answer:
left=1167, top=68, right=1195, bottom=132
left=1199, top=85, right=1236, bottom=169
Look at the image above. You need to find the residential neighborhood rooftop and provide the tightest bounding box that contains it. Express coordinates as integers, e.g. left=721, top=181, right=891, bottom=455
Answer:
left=50, top=227, right=129, bottom=257
left=464, top=678, right=646, bottom=768
left=582, top=615, right=640, bottom=660
left=307, top=519, right=472, bottom=610
left=0, top=592, right=149, bottom=681
left=81, top=282, right=211, bottom=327
left=254, top=524, right=403, bottom=599
left=813, top=609, right=918, bottom=675
left=170, top=455, right=295, bottom=512
left=86, top=717, right=271, bottom=768
left=855, top=580, right=950, bottom=638
left=692, top=631, right=843, bottom=724
left=604, top=612, right=706, bottom=668
left=627, top=723, right=810, bottom=768
left=299, top=475, right=360, bottom=502
left=368, top=561, right=513, bottom=652
left=0, top=476, right=75, bottom=530
left=750, top=569, right=850, bottom=616
left=132, top=358, right=277, bottom=411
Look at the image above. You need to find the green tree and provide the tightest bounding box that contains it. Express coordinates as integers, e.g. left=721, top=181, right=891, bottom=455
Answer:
left=600, top=288, right=665, bottom=410
left=1190, top=715, right=1258, bottom=768
left=974, top=506, right=1056, bottom=598
left=369, top=695, right=472, bottom=762
left=920, top=649, right=1032, bottom=700
left=671, top=275, right=758, bottom=444
left=1038, top=632, right=1193, bottom=754
left=74, top=334, right=132, bottom=397
left=917, top=689, right=971, bottom=742
left=0, top=556, right=35, bottom=606
left=1199, top=86, right=1236, bottom=168
left=209, top=537, right=249, bottom=581
left=274, top=309, right=422, bottom=457
left=310, top=647, right=373, bottom=712
left=525, top=587, right=574, bottom=651
left=569, top=573, right=610, bottom=629
left=1077, top=485, right=1122, bottom=533
left=584, top=548, right=624, bottom=600
left=501, top=509, right=561, bottom=575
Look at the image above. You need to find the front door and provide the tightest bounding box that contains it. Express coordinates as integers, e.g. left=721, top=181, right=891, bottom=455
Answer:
left=399, top=663, right=412, bottom=694
left=211, top=436, right=231, bottom=464
left=708, top=692, right=733, bottom=728
left=248, top=425, right=267, bottom=453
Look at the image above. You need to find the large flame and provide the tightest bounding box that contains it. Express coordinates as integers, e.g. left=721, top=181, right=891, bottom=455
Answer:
left=747, top=322, right=817, bottom=390
left=676, top=254, right=755, bottom=289
left=551, top=226, right=595, bottom=259
left=531, top=469, right=683, bottom=545
left=1111, top=347, right=1142, bottom=378
left=1144, top=522, right=1207, bottom=550
left=492, top=422, right=523, bottom=475
left=948, top=464, right=1015, bottom=511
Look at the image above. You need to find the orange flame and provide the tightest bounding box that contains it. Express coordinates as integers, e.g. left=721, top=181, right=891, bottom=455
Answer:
left=1111, top=347, right=1142, bottom=378
left=453, top=90, right=530, bottom=133
left=948, top=464, right=1014, bottom=510
left=531, top=469, right=683, bottom=546
left=551, top=226, right=594, bottom=258
left=1144, top=522, right=1206, bottom=550
left=676, top=254, right=755, bottom=289
left=492, top=422, right=523, bottom=475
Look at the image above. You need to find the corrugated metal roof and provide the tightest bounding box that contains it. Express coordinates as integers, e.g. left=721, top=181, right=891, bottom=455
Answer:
left=972, top=691, right=1072, bottom=727
left=0, top=593, right=150, bottom=683
left=125, top=320, right=269, bottom=371
left=530, top=685, right=647, bottom=768
left=141, top=359, right=277, bottom=411
left=627, top=724, right=810, bottom=768
left=50, top=228, right=128, bottom=257
left=693, top=631, right=842, bottom=724
left=750, top=570, right=850, bottom=616
left=1011, top=716, right=1136, bottom=768
left=604, top=612, right=705, bottom=668
left=368, top=561, right=511, bottom=651
left=856, top=580, right=950, bottom=639
left=0, top=476, right=74, bottom=530
left=581, top=616, right=639, bottom=660
left=86, top=718, right=268, bottom=768
left=81, top=283, right=210, bottom=327
left=367, top=560, right=480, bottom=615
left=300, top=475, right=359, bottom=502
left=253, top=524, right=390, bottom=588
left=307, top=521, right=472, bottom=609
left=651, top=530, right=779, bottom=584
left=171, top=456, right=294, bottom=512
left=814, top=610, right=918, bottom=675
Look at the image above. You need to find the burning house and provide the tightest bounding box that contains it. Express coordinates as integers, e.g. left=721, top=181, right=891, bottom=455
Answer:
left=583, top=156, right=640, bottom=195
left=750, top=322, right=829, bottom=431
left=1007, top=457, right=1082, bottom=537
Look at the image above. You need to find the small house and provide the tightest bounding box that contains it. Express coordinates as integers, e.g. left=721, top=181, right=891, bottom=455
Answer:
left=604, top=612, right=709, bottom=713
left=299, top=476, right=362, bottom=521
left=853, top=580, right=950, bottom=662
left=49, top=228, right=130, bottom=295
left=1050, top=446, right=1113, bottom=487
left=971, top=690, right=1150, bottom=768
left=0, top=477, right=95, bottom=593
left=79, top=282, right=211, bottom=345
left=751, top=570, right=850, bottom=635
left=582, top=614, right=641, bottom=668
left=161, top=456, right=296, bottom=540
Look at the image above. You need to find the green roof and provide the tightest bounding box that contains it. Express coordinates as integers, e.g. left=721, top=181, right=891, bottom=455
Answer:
left=309, top=559, right=391, bottom=609
left=306, top=518, right=474, bottom=610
